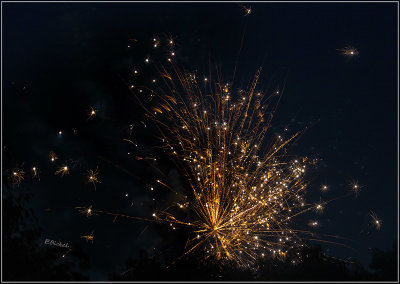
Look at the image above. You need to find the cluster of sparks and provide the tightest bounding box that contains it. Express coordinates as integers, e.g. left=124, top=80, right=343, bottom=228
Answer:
left=369, top=211, right=382, bottom=230
left=9, top=167, right=25, bottom=186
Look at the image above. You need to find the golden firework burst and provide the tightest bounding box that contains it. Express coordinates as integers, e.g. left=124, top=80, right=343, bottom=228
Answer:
left=132, top=60, right=324, bottom=266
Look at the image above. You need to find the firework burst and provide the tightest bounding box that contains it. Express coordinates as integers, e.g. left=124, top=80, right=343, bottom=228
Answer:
left=88, top=106, right=97, bottom=120
left=349, top=180, right=362, bottom=197
left=55, top=165, right=69, bottom=177
left=130, top=56, right=328, bottom=266
left=31, top=166, right=40, bottom=181
left=87, top=168, right=100, bottom=190
left=369, top=211, right=382, bottom=230
left=81, top=230, right=95, bottom=243
left=49, top=150, right=58, bottom=162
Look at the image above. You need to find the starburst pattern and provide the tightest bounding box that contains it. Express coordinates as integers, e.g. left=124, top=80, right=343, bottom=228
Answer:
left=55, top=165, right=69, bottom=177
left=131, top=59, right=327, bottom=266
left=338, top=45, right=359, bottom=57
left=87, top=168, right=100, bottom=190
left=9, top=167, right=25, bottom=186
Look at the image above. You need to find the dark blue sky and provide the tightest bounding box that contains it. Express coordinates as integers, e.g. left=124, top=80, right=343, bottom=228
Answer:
left=3, top=2, right=398, bottom=280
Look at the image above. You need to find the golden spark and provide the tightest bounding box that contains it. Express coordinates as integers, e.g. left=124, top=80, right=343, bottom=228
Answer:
left=10, top=168, right=25, bottom=186
left=55, top=165, right=69, bottom=177
left=338, top=46, right=359, bottom=57
left=87, top=168, right=100, bottom=190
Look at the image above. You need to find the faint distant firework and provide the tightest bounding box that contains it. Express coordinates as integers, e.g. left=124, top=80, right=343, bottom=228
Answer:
left=88, top=106, right=97, bottom=120
left=87, top=168, right=100, bottom=190
left=349, top=180, right=362, bottom=197
left=49, top=150, right=58, bottom=163
left=126, top=38, right=351, bottom=266
left=369, top=211, right=382, bottom=230
left=31, top=166, right=40, bottom=181
left=55, top=165, right=69, bottom=177
left=337, top=45, right=359, bottom=57
left=9, top=167, right=25, bottom=186
left=81, top=230, right=95, bottom=243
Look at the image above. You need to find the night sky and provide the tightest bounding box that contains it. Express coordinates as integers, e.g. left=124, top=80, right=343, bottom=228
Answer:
left=3, top=2, right=398, bottom=281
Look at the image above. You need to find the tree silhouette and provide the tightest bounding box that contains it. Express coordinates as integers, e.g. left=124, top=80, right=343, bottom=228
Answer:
left=2, top=181, right=90, bottom=281
left=109, top=242, right=398, bottom=281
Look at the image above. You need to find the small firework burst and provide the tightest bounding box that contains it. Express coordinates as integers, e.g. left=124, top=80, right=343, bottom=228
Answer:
left=49, top=150, right=58, bottom=162
left=243, top=5, right=252, bottom=16
left=308, top=220, right=319, bottom=228
left=349, top=180, right=361, bottom=197
left=314, top=200, right=326, bottom=213
left=32, top=166, right=40, bottom=181
left=320, top=184, right=329, bottom=192
left=88, top=106, right=97, bottom=120
left=132, top=60, right=323, bottom=266
left=9, top=168, right=25, bottom=186
left=152, top=37, right=160, bottom=48
left=55, top=165, right=69, bottom=177
left=369, top=211, right=382, bottom=230
left=338, top=45, right=359, bottom=57
left=76, top=205, right=94, bottom=218
left=87, top=168, right=100, bottom=190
